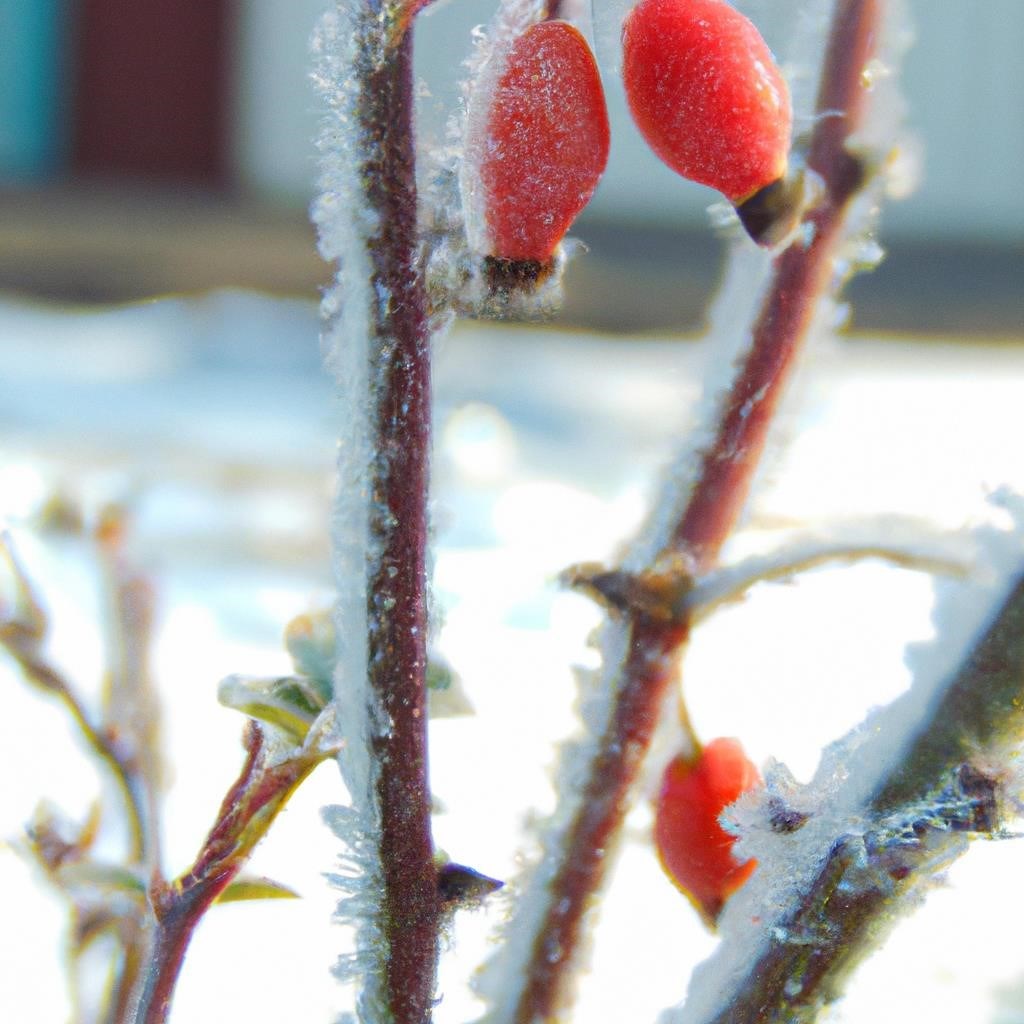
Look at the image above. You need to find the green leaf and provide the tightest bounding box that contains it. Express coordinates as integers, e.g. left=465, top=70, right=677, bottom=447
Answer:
left=283, top=610, right=336, bottom=697
left=57, top=862, right=147, bottom=899
left=216, top=876, right=300, bottom=904
left=219, top=674, right=328, bottom=744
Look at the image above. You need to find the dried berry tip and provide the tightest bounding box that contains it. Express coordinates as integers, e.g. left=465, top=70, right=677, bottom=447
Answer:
left=734, top=171, right=805, bottom=247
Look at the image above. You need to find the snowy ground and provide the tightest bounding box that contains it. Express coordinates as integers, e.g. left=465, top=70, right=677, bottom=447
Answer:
left=2, top=290, right=1024, bottom=1023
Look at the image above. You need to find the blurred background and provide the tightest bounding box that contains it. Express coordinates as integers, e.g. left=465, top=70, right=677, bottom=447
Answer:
left=0, top=0, right=1021, bottom=334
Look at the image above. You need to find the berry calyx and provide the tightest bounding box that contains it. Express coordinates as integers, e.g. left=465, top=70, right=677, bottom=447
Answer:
left=654, top=737, right=760, bottom=924
left=622, top=0, right=791, bottom=206
left=464, top=20, right=610, bottom=263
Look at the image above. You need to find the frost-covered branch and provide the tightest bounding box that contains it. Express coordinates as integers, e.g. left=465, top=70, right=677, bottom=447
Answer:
left=679, top=502, right=1024, bottom=1023
left=130, top=722, right=327, bottom=1024
left=477, top=3, right=895, bottom=1021
left=312, top=4, right=439, bottom=1023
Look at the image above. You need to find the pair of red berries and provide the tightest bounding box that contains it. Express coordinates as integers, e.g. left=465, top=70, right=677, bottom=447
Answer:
left=465, top=0, right=793, bottom=266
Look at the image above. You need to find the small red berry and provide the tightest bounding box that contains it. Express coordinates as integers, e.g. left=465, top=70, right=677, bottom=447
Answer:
left=654, top=737, right=760, bottom=923
left=622, top=0, right=791, bottom=204
left=465, top=20, right=610, bottom=263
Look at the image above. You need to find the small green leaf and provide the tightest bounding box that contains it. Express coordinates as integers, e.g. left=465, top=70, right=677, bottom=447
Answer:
left=219, top=674, right=328, bottom=744
left=57, top=862, right=147, bottom=898
left=427, top=655, right=474, bottom=717
left=216, top=876, right=300, bottom=904
left=284, top=610, right=336, bottom=697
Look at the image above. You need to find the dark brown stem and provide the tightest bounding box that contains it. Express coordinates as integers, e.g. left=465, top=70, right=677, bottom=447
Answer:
left=357, top=22, right=439, bottom=1024
left=129, top=724, right=319, bottom=1024
left=505, top=3, right=885, bottom=1021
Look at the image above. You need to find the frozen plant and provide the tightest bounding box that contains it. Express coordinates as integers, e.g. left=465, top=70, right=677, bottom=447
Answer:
left=4, top=1, right=1024, bottom=1023
left=310, top=0, right=1024, bottom=1022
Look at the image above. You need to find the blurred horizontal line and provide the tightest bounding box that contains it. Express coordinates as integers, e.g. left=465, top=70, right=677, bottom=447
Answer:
left=0, top=182, right=1020, bottom=338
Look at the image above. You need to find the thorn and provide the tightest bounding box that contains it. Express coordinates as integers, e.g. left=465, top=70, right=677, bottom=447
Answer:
left=436, top=862, right=504, bottom=911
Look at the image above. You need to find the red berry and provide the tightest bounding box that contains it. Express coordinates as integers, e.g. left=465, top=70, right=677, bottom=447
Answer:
left=465, top=21, right=610, bottom=262
left=622, top=0, right=791, bottom=203
left=654, top=737, right=760, bottom=923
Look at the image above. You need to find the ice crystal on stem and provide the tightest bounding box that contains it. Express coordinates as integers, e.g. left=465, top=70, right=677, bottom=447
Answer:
left=313, top=3, right=439, bottom=1022
left=678, top=493, right=1024, bottom=1024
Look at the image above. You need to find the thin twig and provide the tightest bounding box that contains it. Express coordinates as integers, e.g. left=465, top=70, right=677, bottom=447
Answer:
left=129, top=724, right=322, bottom=1024
left=97, top=510, right=165, bottom=873
left=497, top=3, right=887, bottom=1020
left=1, top=534, right=151, bottom=865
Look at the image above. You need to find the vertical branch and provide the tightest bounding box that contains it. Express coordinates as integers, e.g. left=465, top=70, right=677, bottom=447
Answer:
left=314, top=5, right=438, bottom=1023
left=482, top=3, right=889, bottom=1022
left=361, top=27, right=439, bottom=1024
left=674, top=0, right=880, bottom=568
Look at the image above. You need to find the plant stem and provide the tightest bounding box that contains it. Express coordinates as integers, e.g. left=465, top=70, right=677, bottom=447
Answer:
left=316, top=5, right=439, bottom=1019
left=98, top=515, right=164, bottom=873
left=498, top=3, right=885, bottom=1020
left=359, top=25, right=439, bottom=1024
left=1, top=638, right=151, bottom=864
left=129, top=724, right=319, bottom=1024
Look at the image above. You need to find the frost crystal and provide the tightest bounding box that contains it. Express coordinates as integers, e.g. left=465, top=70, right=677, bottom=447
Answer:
left=676, top=493, right=1024, bottom=1023
left=311, top=5, right=390, bottom=1021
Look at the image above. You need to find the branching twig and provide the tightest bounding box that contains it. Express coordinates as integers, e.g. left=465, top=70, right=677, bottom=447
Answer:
left=1, top=532, right=153, bottom=867
left=129, top=723, right=324, bottom=1024
left=487, top=3, right=889, bottom=1021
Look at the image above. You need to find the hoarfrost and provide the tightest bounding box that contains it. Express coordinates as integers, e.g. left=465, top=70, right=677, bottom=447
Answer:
left=311, top=4, right=390, bottom=1021
left=421, top=0, right=583, bottom=318
left=473, top=3, right=915, bottom=1017
left=619, top=0, right=846, bottom=572
left=673, top=492, right=1024, bottom=1023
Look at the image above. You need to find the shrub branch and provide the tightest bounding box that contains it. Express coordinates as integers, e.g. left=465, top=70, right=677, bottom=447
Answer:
left=494, top=3, right=888, bottom=1021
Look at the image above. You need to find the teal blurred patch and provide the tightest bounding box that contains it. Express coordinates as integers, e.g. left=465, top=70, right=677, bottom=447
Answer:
left=0, top=0, right=70, bottom=178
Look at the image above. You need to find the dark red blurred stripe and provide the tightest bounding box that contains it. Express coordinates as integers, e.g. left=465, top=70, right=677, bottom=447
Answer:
left=72, top=0, right=232, bottom=184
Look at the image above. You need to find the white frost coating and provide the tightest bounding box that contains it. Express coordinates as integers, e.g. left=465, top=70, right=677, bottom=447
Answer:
left=623, top=242, right=774, bottom=571
left=475, top=4, right=860, bottom=1018
left=685, top=515, right=971, bottom=618
left=672, top=493, right=1024, bottom=1024
left=475, top=605, right=699, bottom=1023
left=473, top=617, right=631, bottom=1023
left=311, top=6, right=387, bottom=1022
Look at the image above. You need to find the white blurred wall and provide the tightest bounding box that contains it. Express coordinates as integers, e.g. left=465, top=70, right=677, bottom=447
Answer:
left=232, top=0, right=1024, bottom=243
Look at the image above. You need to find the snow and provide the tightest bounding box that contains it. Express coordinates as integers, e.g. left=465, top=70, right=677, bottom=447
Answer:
left=4, top=290, right=1024, bottom=1023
